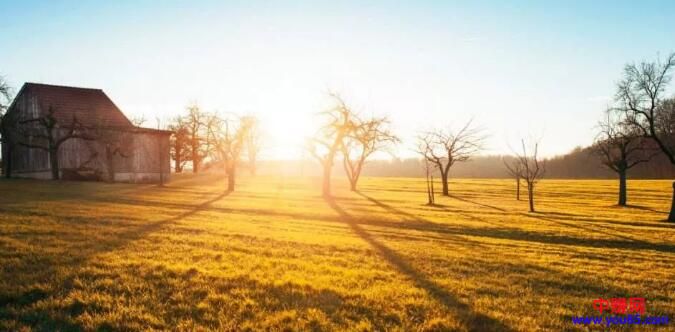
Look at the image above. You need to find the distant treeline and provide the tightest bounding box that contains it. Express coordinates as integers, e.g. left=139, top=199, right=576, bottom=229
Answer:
left=256, top=146, right=674, bottom=179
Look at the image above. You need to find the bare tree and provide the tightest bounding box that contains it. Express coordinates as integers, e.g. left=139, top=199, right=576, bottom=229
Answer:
left=18, top=105, right=92, bottom=180
left=615, top=52, right=675, bottom=221
left=593, top=110, right=654, bottom=206
left=0, top=77, right=13, bottom=177
left=168, top=116, right=191, bottom=173
left=91, top=126, right=134, bottom=182
left=502, top=156, right=523, bottom=200
left=341, top=115, right=399, bottom=191
left=418, top=120, right=486, bottom=196
left=131, top=115, right=147, bottom=127
left=0, top=76, right=10, bottom=115
left=513, top=138, right=545, bottom=212
left=211, top=114, right=252, bottom=192
left=241, top=115, right=262, bottom=175
left=307, top=92, right=356, bottom=197
left=417, top=143, right=437, bottom=205
left=184, top=103, right=212, bottom=173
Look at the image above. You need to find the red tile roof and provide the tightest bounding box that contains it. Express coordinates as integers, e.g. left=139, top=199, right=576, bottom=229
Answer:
left=19, top=83, right=133, bottom=128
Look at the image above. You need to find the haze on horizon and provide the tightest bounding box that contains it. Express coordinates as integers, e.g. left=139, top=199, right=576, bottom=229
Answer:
left=1, top=0, right=674, bottom=160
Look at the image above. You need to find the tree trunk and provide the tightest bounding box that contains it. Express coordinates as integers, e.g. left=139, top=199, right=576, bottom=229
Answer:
left=528, top=182, right=535, bottom=212
left=227, top=166, right=235, bottom=192
left=430, top=175, right=435, bottom=205
left=426, top=175, right=432, bottom=205
left=516, top=178, right=520, bottom=200
left=175, top=149, right=182, bottom=173
left=618, top=168, right=627, bottom=206
left=668, top=182, right=675, bottom=222
left=349, top=166, right=361, bottom=191
left=49, top=147, right=59, bottom=180
left=192, top=148, right=199, bottom=173
left=322, top=164, right=332, bottom=197
left=441, top=172, right=449, bottom=196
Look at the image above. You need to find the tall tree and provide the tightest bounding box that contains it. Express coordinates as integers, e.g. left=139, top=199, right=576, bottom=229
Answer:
left=593, top=110, right=654, bottom=206
left=341, top=115, right=399, bottom=191
left=615, top=52, right=675, bottom=221
left=211, top=114, right=252, bottom=192
left=307, top=92, right=356, bottom=197
left=418, top=120, right=485, bottom=196
left=513, top=138, right=545, bottom=212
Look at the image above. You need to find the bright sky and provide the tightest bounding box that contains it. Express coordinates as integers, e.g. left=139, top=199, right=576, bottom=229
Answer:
left=1, top=0, right=674, bottom=159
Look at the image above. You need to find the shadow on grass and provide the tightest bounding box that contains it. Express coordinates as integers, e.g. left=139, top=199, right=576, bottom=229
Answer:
left=448, top=194, right=507, bottom=212
left=0, top=189, right=233, bottom=331
left=622, top=204, right=668, bottom=214
left=324, top=196, right=513, bottom=332
left=5, top=264, right=401, bottom=331
left=523, top=212, right=675, bottom=253
left=355, top=192, right=675, bottom=254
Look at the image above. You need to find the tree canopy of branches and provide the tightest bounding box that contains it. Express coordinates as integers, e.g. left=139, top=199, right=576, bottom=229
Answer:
left=18, top=105, right=92, bottom=180
left=184, top=103, right=214, bottom=173
left=341, top=115, right=399, bottom=191
left=0, top=76, right=10, bottom=115
left=168, top=116, right=191, bottom=173
left=307, top=93, right=356, bottom=197
left=615, top=52, right=675, bottom=221
left=593, top=110, right=654, bottom=206
left=417, top=120, right=485, bottom=196
left=513, top=139, right=545, bottom=212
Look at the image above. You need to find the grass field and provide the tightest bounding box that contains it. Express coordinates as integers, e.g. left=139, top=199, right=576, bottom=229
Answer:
left=0, top=174, right=674, bottom=331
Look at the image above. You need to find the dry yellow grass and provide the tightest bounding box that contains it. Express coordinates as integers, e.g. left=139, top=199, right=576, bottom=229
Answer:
left=0, top=174, right=673, bottom=331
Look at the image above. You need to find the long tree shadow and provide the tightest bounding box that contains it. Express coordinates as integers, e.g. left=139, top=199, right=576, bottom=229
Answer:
left=522, top=212, right=675, bottom=253
left=356, top=191, right=675, bottom=253
left=324, top=196, right=513, bottom=331
left=623, top=204, right=668, bottom=214
left=448, top=194, right=506, bottom=212
left=425, top=190, right=675, bottom=253
left=353, top=191, right=486, bottom=248
left=109, top=190, right=232, bottom=246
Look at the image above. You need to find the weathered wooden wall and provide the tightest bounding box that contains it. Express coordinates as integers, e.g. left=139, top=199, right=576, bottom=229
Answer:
left=7, top=91, right=49, bottom=173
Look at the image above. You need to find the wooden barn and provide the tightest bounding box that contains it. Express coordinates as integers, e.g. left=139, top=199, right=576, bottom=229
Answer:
left=1, top=83, right=171, bottom=183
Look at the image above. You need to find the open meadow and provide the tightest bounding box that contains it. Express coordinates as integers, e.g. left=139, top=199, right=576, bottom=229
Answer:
left=0, top=175, right=674, bottom=331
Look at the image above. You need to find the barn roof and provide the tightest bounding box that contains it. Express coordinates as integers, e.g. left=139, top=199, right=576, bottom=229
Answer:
left=15, top=83, right=133, bottom=127
left=10, top=83, right=171, bottom=135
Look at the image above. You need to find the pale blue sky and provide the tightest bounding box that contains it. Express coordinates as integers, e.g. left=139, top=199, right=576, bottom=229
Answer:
left=1, top=1, right=674, bottom=159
